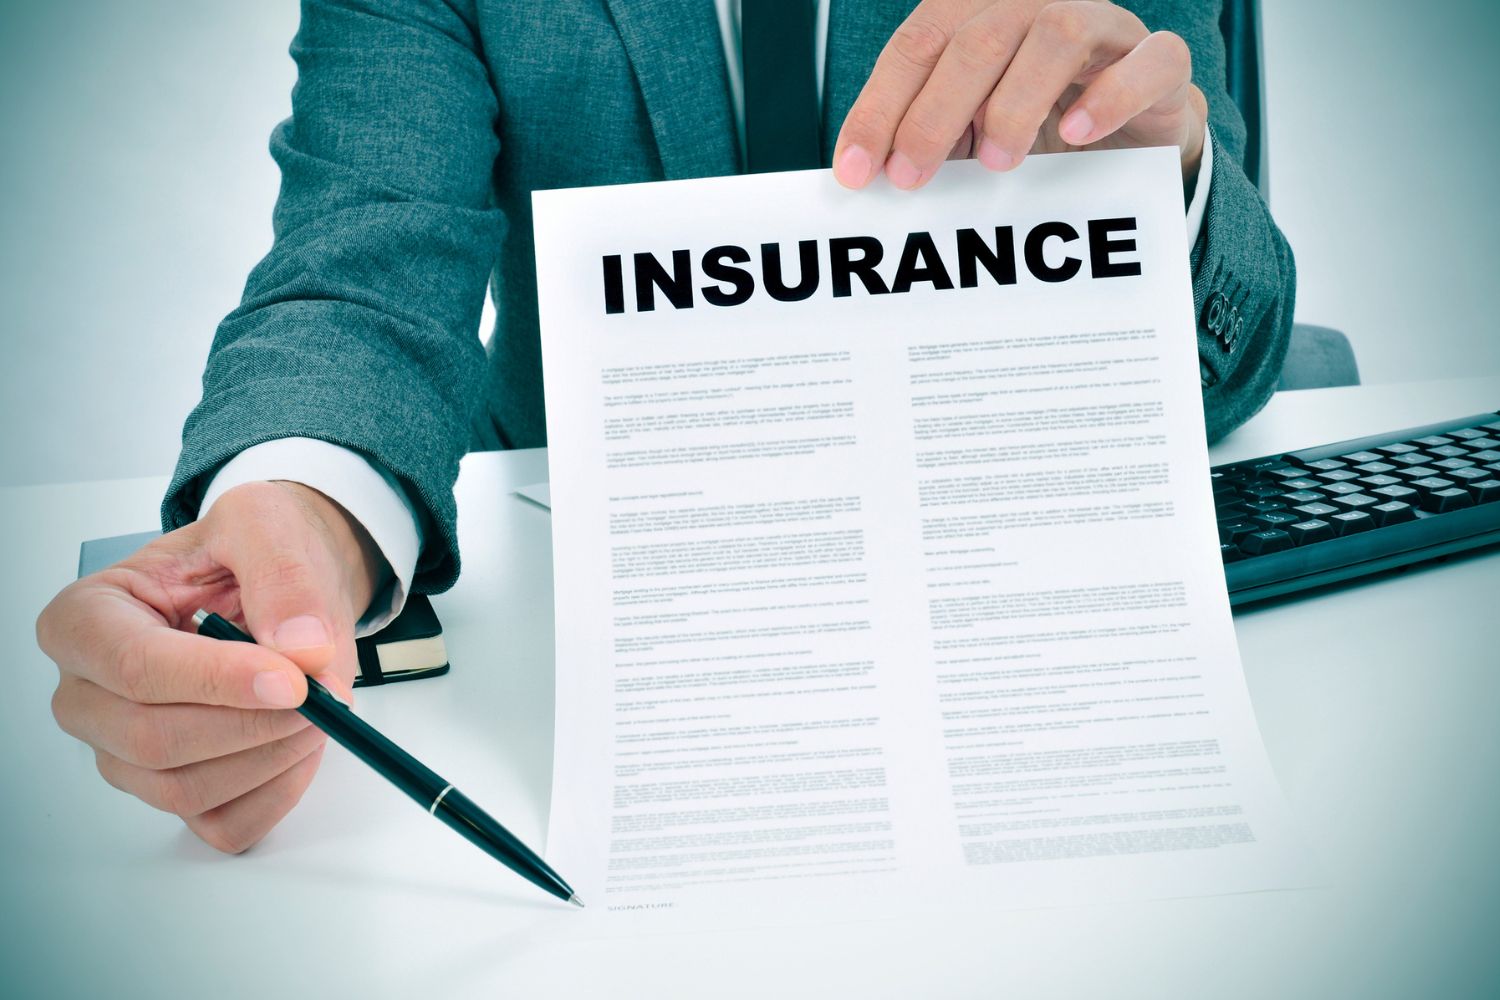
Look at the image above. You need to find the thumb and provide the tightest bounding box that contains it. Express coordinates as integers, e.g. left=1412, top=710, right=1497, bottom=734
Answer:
left=206, top=482, right=362, bottom=704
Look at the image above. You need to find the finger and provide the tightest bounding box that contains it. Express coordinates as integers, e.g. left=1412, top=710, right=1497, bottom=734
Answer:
left=1056, top=31, right=1194, bottom=147
left=50, top=582, right=308, bottom=709
left=185, top=743, right=327, bottom=853
left=53, top=675, right=311, bottom=769
left=205, top=482, right=362, bottom=701
left=94, top=725, right=326, bottom=819
left=832, top=0, right=991, bottom=188
left=978, top=1, right=1147, bottom=170
left=886, top=3, right=1030, bottom=188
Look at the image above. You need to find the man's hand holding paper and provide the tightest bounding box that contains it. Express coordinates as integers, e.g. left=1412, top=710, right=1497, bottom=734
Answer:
left=835, top=0, right=1207, bottom=191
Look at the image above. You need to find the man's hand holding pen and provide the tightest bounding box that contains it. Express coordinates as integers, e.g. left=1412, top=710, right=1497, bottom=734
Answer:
left=37, top=481, right=379, bottom=852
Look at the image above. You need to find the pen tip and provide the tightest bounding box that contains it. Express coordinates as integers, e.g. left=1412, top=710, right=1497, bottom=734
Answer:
left=191, top=609, right=210, bottom=629
left=568, top=894, right=585, bottom=909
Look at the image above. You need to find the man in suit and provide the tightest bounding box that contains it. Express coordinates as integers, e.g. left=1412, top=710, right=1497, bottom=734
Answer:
left=38, top=0, right=1291, bottom=853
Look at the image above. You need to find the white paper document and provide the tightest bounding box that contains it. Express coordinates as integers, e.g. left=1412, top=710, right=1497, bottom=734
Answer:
left=533, top=148, right=1308, bottom=930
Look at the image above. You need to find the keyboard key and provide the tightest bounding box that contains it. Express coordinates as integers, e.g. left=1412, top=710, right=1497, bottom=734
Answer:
left=1421, top=487, right=1475, bottom=513
left=1267, top=465, right=1311, bottom=479
left=1219, top=520, right=1258, bottom=544
left=1329, top=511, right=1374, bottom=535
left=1378, top=443, right=1420, bottom=456
left=1428, top=444, right=1469, bottom=458
left=1467, top=449, right=1500, bottom=463
left=1341, top=451, right=1384, bottom=464
left=1449, top=427, right=1487, bottom=440
left=1281, top=490, right=1326, bottom=504
left=1432, top=457, right=1475, bottom=471
left=1395, top=466, right=1442, bottom=480
left=1448, top=467, right=1491, bottom=483
left=1331, top=493, right=1379, bottom=510
left=1354, top=461, right=1398, bottom=474
left=1316, top=469, right=1361, bottom=482
left=1461, top=438, right=1500, bottom=451
left=1370, top=501, right=1417, bottom=526
left=1242, top=482, right=1287, bottom=499
left=1241, top=499, right=1289, bottom=515
left=1482, top=420, right=1500, bottom=432
left=1280, top=477, right=1321, bottom=491
left=1305, top=458, right=1347, bottom=471
left=1391, top=452, right=1434, bottom=466
left=1211, top=474, right=1235, bottom=494
left=1409, top=476, right=1456, bottom=495
left=1357, top=474, right=1403, bottom=488
left=1414, top=435, right=1454, bottom=448
left=1469, top=479, right=1500, bottom=504
left=1323, top=482, right=1364, bottom=495
left=1254, top=511, right=1301, bottom=528
left=1219, top=543, right=1244, bottom=563
left=1288, top=519, right=1335, bottom=545
left=1293, top=502, right=1340, bottom=518
left=1241, top=529, right=1294, bottom=555
left=1372, top=484, right=1419, bottom=501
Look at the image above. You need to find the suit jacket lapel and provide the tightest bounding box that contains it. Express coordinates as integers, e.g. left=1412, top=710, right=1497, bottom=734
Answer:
left=822, top=0, right=916, bottom=164
left=604, top=0, right=738, bottom=179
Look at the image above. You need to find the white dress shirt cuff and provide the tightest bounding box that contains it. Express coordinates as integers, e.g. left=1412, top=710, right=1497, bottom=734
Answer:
left=1185, top=126, right=1215, bottom=244
left=199, top=438, right=424, bottom=637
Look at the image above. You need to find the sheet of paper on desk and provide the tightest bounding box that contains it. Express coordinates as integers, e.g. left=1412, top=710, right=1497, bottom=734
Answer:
left=532, top=148, right=1310, bottom=931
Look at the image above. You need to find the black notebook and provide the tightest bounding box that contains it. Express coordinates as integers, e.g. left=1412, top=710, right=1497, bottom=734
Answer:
left=77, top=530, right=448, bottom=688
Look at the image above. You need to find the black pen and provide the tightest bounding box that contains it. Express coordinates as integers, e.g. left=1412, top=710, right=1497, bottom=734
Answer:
left=191, top=609, right=582, bottom=908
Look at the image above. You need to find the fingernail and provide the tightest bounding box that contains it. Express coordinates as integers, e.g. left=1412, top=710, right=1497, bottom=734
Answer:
left=1060, top=108, right=1094, bottom=145
left=272, top=615, right=330, bottom=652
left=885, top=151, right=924, bottom=190
left=978, top=139, right=1014, bottom=171
left=834, top=145, right=873, bottom=188
left=253, top=670, right=300, bottom=709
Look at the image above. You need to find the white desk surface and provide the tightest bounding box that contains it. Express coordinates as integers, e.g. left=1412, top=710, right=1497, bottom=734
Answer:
left=2, top=377, right=1498, bottom=999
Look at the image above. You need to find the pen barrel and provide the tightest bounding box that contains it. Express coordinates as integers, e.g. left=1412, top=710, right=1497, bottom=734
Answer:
left=296, top=681, right=446, bottom=806
left=431, top=787, right=574, bottom=902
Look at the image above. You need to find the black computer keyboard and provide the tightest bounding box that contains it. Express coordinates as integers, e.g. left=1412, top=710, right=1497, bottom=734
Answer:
left=1215, top=411, right=1500, bottom=605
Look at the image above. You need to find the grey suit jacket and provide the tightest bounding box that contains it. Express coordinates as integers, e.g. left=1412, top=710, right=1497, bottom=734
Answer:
left=164, top=0, right=1294, bottom=595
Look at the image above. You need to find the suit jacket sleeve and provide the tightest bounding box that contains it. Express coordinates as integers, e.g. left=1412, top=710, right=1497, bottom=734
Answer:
left=160, top=0, right=502, bottom=594
left=1141, top=1, right=1296, bottom=442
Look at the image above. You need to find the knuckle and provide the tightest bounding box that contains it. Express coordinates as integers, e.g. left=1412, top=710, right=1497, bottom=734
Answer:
left=36, top=584, right=91, bottom=664
left=154, top=771, right=200, bottom=817
left=49, top=683, right=73, bottom=732
left=843, top=102, right=899, bottom=144
left=951, top=20, right=1011, bottom=69
left=239, top=707, right=285, bottom=748
left=897, top=112, right=954, bottom=155
left=984, top=103, right=1035, bottom=141
left=889, top=15, right=951, bottom=70
left=112, top=633, right=156, bottom=703
left=1036, top=3, right=1090, bottom=47
left=1152, top=30, right=1192, bottom=73
left=93, top=749, right=123, bottom=789
left=122, top=706, right=176, bottom=769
